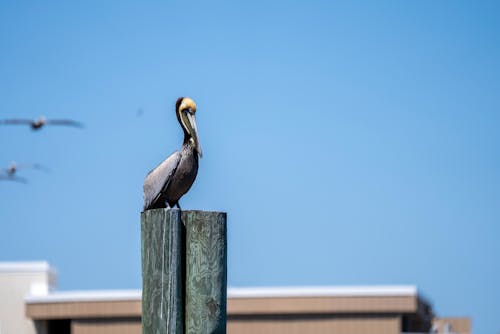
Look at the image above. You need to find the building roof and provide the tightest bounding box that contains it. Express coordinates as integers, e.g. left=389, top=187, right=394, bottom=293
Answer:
left=25, top=285, right=417, bottom=304
left=24, top=285, right=428, bottom=320
left=25, top=290, right=142, bottom=303
left=0, top=261, right=55, bottom=274
left=227, top=285, right=418, bottom=298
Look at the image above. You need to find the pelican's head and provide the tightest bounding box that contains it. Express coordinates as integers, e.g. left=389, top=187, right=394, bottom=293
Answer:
left=29, top=116, right=47, bottom=130
left=176, top=97, right=202, bottom=158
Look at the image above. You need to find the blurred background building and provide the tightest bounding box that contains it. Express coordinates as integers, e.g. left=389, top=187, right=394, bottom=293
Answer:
left=1, top=261, right=470, bottom=334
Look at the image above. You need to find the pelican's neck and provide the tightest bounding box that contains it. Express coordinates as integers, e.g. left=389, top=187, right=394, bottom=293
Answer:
left=182, top=134, right=196, bottom=152
left=183, top=131, right=190, bottom=145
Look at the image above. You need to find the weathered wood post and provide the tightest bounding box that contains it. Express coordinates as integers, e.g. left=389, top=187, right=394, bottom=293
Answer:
left=141, top=209, right=227, bottom=334
left=183, top=211, right=227, bottom=334
left=141, top=209, right=184, bottom=334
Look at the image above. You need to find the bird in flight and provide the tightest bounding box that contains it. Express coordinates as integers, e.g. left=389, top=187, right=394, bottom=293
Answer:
left=0, top=161, right=49, bottom=184
left=143, top=97, right=202, bottom=210
left=2, top=161, right=49, bottom=176
left=0, top=116, right=83, bottom=130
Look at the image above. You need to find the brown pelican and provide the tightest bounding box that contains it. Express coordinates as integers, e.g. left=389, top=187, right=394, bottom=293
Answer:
left=0, top=116, right=83, bottom=130
left=143, top=97, right=202, bottom=210
left=1, top=162, right=26, bottom=183
left=2, top=162, right=49, bottom=176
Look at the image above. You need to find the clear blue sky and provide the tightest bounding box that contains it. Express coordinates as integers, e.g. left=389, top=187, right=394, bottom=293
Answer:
left=1, top=1, right=498, bottom=332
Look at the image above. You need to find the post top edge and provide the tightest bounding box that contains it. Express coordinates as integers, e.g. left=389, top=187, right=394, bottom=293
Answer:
left=142, top=208, right=226, bottom=214
left=183, top=209, right=227, bottom=215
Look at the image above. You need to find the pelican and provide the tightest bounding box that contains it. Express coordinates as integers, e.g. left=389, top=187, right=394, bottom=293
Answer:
left=143, top=97, right=202, bottom=210
left=0, top=116, right=83, bottom=130
left=2, top=162, right=49, bottom=176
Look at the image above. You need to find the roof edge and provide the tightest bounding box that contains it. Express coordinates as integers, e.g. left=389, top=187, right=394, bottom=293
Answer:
left=227, top=285, right=418, bottom=298
left=25, top=290, right=142, bottom=304
left=25, top=285, right=419, bottom=304
left=0, top=261, right=55, bottom=274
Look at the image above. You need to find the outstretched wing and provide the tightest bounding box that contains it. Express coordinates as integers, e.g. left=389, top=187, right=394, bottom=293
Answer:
left=143, top=151, right=181, bottom=210
left=46, top=119, right=84, bottom=128
left=0, top=175, right=27, bottom=183
left=15, top=163, right=50, bottom=172
left=0, top=119, right=33, bottom=125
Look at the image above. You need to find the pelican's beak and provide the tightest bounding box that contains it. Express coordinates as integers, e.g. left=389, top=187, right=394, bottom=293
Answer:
left=186, top=110, right=202, bottom=158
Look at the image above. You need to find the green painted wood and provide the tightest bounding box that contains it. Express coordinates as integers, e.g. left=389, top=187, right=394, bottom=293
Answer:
left=183, top=210, right=227, bottom=334
left=141, top=208, right=184, bottom=334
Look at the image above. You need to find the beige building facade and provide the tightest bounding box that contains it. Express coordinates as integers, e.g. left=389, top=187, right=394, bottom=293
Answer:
left=25, top=286, right=470, bottom=334
left=0, top=262, right=470, bottom=334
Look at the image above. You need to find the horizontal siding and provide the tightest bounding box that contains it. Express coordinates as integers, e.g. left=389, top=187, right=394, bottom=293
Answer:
left=26, top=301, right=141, bottom=319
left=27, top=295, right=417, bottom=319
left=228, top=296, right=416, bottom=314
left=228, top=315, right=400, bottom=334
left=72, top=318, right=141, bottom=334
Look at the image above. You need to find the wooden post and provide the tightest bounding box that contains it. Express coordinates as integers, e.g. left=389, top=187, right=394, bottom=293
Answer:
left=183, top=211, right=227, bottom=334
left=141, top=209, right=184, bottom=334
left=141, top=209, right=227, bottom=334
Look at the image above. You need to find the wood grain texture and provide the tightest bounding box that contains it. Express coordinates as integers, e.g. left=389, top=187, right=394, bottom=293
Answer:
left=183, top=211, right=227, bottom=334
left=141, top=209, right=184, bottom=334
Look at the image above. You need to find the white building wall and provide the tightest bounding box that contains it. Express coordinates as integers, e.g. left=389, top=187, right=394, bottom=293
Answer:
left=0, top=262, right=55, bottom=334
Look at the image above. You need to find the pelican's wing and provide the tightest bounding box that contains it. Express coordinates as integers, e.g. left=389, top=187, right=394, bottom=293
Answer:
left=143, top=151, right=181, bottom=210
left=16, top=163, right=50, bottom=172
left=0, top=119, right=33, bottom=125
left=46, top=119, right=84, bottom=128
left=0, top=175, right=27, bottom=183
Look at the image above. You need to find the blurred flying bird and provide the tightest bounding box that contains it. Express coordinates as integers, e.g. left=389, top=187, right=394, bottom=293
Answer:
left=2, top=161, right=49, bottom=176
left=0, top=162, right=49, bottom=184
left=0, top=116, right=83, bottom=130
left=143, top=97, right=202, bottom=210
